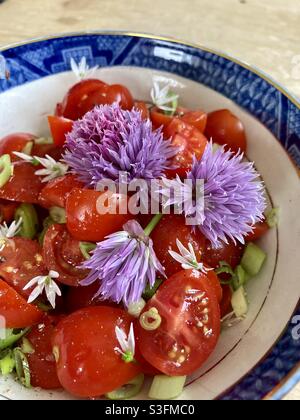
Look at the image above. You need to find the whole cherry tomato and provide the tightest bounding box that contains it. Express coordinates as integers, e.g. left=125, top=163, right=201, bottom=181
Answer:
left=203, top=240, right=245, bottom=270
left=52, top=306, right=141, bottom=397
left=204, top=109, right=247, bottom=153
left=0, top=133, right=36, bottom=160
left=66, top=188, right=132, bottom=242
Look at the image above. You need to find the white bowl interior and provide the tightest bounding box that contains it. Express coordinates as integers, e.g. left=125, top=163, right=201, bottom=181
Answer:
left=0, top=67, right=299, bottom=400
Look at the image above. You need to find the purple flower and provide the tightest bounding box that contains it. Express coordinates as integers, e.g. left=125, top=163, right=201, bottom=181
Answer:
left=80, top=220, right=165, bottom=307
left=64, top=103, right=176, bottom=187
left=161, top=142, right=266, bottom=248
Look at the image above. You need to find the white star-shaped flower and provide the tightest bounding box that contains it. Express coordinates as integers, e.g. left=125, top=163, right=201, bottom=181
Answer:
left=115, top=323, right=135, bottom=363
left=70, top=57, right=99, bottom=81
left=150, top=81, right=179, bottom=113
left=14, top=152, right=69, bottom=183
left=24, top=270, right=62, bottom=309
left=0, top=218, right=23, bottom=251
left=169, top=239, right=210, bottom=273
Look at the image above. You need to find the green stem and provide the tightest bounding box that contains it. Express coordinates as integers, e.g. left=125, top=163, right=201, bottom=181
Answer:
left=144, top=213, right=163, bottom=237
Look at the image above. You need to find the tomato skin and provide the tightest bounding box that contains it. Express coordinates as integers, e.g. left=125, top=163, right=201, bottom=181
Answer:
left=134, top=101, right=149, bottom=120
left=165, top=119, right=208, bottom=168
left=105, top=84, right=134, bottom=110
left=43, top=224, right=87, bottom=287
left=246, top=220, right=269, bottom=242
left=136, top=269, right=221, bottom=376
left=206, top=270, right=223, bottom=303
left=203, top=240, right=244, bottom=270
left=26, top=316, right=62, bottom=389
left=38, top=175, right=84, bottom=209
left=220, top=285, right=233, bottom=318
left=32, top=143, right=63, bottom=161
left=164, top=167, right=189, bottom=180
left=181, top=110, right=207, bottom=133
left=52, top=306, right=141, bottom=397
left=66, top=188, right=132, bottom=242
left=150, top=108, right=207, bottom=135
left=204, top=109, right=247, bottom=153
left=0, top=279, right=43, bottom=328
left=151, top=214, right=206, bottom=278
left=0, top=238, right=47, bottom=298
left=0, top=133, right=36, bottom=160
left=0, top=162, right=44, bottom=204
left=48, top=115, right=74, bottom=147
left=150, top=107, right=174, bottom=132
left=0, top=199, right=18, bottom=223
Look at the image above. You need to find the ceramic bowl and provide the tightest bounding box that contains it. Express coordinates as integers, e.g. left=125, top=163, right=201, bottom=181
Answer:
left=0, top=32, right=299, bottom=400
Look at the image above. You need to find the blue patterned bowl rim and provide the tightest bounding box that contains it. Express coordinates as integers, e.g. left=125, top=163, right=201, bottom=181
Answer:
left=0, top=31, right=299, bottom=400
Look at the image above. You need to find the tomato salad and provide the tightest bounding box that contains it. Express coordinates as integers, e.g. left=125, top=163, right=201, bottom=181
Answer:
left=0, top=64, right=278, bottom=400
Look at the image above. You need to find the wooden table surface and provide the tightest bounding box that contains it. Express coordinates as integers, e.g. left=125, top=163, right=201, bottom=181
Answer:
left=0, top=0, right=299, bottom=400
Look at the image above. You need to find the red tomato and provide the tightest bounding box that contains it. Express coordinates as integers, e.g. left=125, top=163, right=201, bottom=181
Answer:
left=150, top=108, right=207, bottom=134
left=220, top=285, right=233, bottom=318
left=206, top=270, right=223, bottom=303
left=165, top=119, right=208, bottom=168
left=66, top=188, right=132, bottom=242
left=0, top=199, right=18, bottom=223
left=204, top=109, right=247, bottom=153
left=58, top=80, right=134, bottom=120
left=151, top=214, right=206, bottom=278
left=32, top=143, right=63, bottom=161
left=134, top=101, right=149, bottom=120
left=0, top=133, right=36, bottom=160
left=43, top=224, right=87, bottom=287
left=48, top=115, right=74, bottom=147
left=164, top=167, right=189, bottom=179
left=0, top=238, right=47, bottom=298
left=0, top=279, right=43, bottom=328
left=52, top=306, right=141, bottom=397
left=38, top=175, right=84, bottom=209
left=0, top=162, right=43, bottom=204
left=64, top=283, right=116, bottom=313
left=26, top=316, right=62, bottom=389
left=203, top=240, right=244, bottom=270
left=134, top=345, right=161, bottom=376
left=136, top=269, right=221, bottom=376
left=246, top=220, right=269, bottom=242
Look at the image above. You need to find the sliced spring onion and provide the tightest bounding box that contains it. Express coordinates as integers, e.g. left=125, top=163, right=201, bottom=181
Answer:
left=148, top=375, right=186, bottom=400
left=231, top=286, right=248, bottom=318
left=105, top=374, right=145, bottom=400
left=266, top=208, right=279, bottom=228
left=0, top=350, right=15, bottom=375
left=241, top=242, right=267, bottom=277
left=13, top=348, right=31, bottom=388
left=143, top=278, right=162, bottom=300
left=79, top=242, right=97, bottom=260
left=34, top=137, right=53, bottom=145
left=49, top=206, right=66, bottom=224
left=21, top=338, right=34, bottom=355
left=140, top=307, right=162, bottom=331
left=0, top=328, right=30, bottom=351
left=0, top=154, right=13, bottom=188
left=232, top=265, right=248, bottom=291
left=21, top=141, right=34, bottom=156
left=128, top=298, right=146, bottom=318
left=15, top=203, right=39, bottom=239
left=215, top=261, right=234, bottom=276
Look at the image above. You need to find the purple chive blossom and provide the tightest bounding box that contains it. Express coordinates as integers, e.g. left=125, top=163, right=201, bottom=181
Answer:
left=161, top=142, right=266, bottom=248
left=64, top=103, right=176, bottom=187
left=80, top=220, right=165, bottom=307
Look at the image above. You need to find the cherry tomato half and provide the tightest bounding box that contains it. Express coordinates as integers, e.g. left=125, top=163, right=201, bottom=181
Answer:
left=43, top=224, right=87, bottom=287
left=150, top=107, right=207, bottom=135
left=136, top=269, right=221, bottom=376
left=204, top=109, right=247, bottom=153
left=0, top=279, right=43, bottom=328
left=52, top=306, right=141, bottom=397
left=0, top=162, right=44, bottom=204
left=151, top=214, right=206, bottom=278
left=165, top=119, right=207, bottom=168
left=38, top=174, right=84, bottom=209
left=48, top=115, right=74, bottom=147
left=0, top=199, right=18, bottom=223
left=220, top=285, right=233, bottom=318
left=66, top=188, right=132, bottom=242
left=0, top=238, right=47, bottom=298
left=26, top=315, right=62, bottom=389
